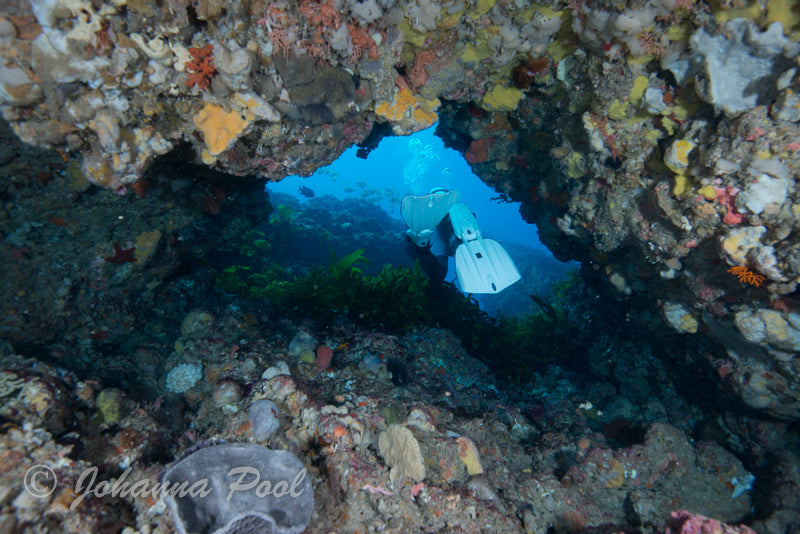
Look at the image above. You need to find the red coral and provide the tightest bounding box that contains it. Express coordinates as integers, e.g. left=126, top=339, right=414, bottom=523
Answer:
left=315, top=345, right=334, bottom=372
left=467, top=105, right=484, bottom=118
left=105, top=243, right=137, bottom=264
left=256, top=4, right=289, bottom=28
left=513, top=154, right=529, bottom=168
left=305, top=27, right=329, bottom=59
left=512, top=57, right=549, bottom=89
left=406, top=49, right=438, bottom=90
left=203, top=187, right=226, bottom=215
left=185, top=44, right=216, bottom=90
left=10, top=246, right=31, bottom=261
left=769, top=298, right=793, bottom=313
left=129, top=179, right=148, bottom=198
left=464, top=138, right=489, bottom=164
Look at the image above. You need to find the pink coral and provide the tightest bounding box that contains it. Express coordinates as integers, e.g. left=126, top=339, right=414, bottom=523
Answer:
left=714, top=186, right=743, bottom=225
left=664, top=510, right=756, bottom=534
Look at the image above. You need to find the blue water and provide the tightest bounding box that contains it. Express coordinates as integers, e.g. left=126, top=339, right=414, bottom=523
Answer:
left=266, top=125, right=544, bottom=249
left=266, top=125, right=574, bottom=316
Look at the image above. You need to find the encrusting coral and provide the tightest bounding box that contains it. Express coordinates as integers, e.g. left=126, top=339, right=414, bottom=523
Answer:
left=375, top=82, right=440, bottom=134
left=185, top=44, right=217, bottom=90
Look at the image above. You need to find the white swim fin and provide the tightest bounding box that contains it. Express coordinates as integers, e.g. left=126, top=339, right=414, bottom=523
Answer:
left=401, top=189, right=460, bottom=247
left=448, top=202, right=521, bottom=294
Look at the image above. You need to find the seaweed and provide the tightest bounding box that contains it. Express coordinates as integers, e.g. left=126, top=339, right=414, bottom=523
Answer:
left=214, top=250, right=585, bottom=383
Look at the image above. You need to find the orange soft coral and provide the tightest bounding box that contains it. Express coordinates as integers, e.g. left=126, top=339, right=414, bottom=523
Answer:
left=185, top=44, right=216, bottom=90
left=728, top=266, right=765, bottom=287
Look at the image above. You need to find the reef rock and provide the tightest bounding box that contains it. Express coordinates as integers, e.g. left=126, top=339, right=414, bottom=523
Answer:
left=1, top=0, right=800, bottom=423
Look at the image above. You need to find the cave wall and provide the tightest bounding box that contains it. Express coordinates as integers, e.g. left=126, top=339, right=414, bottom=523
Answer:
left=1, top=0, right=800, bottom=418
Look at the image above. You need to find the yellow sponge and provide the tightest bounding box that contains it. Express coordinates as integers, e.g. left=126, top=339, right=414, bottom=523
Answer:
left=193, top=103, right=251, bottom=157
left=375, top=86, right=440, bottom=133
left=456, top=436, right=484, bottom=475
left=482, top=84, right=523, bottom=112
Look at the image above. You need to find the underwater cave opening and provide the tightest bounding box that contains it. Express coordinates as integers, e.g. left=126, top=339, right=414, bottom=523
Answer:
left=265, top=124, right=577, bottom=318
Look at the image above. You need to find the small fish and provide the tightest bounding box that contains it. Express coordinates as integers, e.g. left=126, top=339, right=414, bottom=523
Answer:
left=298, top=185, right=315, bottom=198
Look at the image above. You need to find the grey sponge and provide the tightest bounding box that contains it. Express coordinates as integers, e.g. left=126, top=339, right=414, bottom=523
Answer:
left=220, top=512, right=276, bottom=534
left=162, top=443, right=313, bottom=534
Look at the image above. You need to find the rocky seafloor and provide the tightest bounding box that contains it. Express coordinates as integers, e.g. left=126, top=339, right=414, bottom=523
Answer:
left=2, top=0, right=800, bottom=420
left=0, top=120, right=796, bottom=533
left=1, top=0, right=800, bottom=532
left=2, top=275, right=797, bottom=534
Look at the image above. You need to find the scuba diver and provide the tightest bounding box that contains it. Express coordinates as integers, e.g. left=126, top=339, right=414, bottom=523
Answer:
left=401, top=187, right=521, bottom=294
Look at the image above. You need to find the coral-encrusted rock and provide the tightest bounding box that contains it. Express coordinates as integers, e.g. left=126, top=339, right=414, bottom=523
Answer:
left=560, top=423, right=753, bottom=529
left=663, top=19, right=799, bottom=116
left=734, top=308, right=800, bottom=356
left=2, top=0, right=800, bottom=421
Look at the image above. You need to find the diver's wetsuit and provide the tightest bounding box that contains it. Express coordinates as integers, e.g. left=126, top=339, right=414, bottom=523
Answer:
left=406, top=239, right=447, bottom=281
left=405, top=215, right=457, bottom=282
